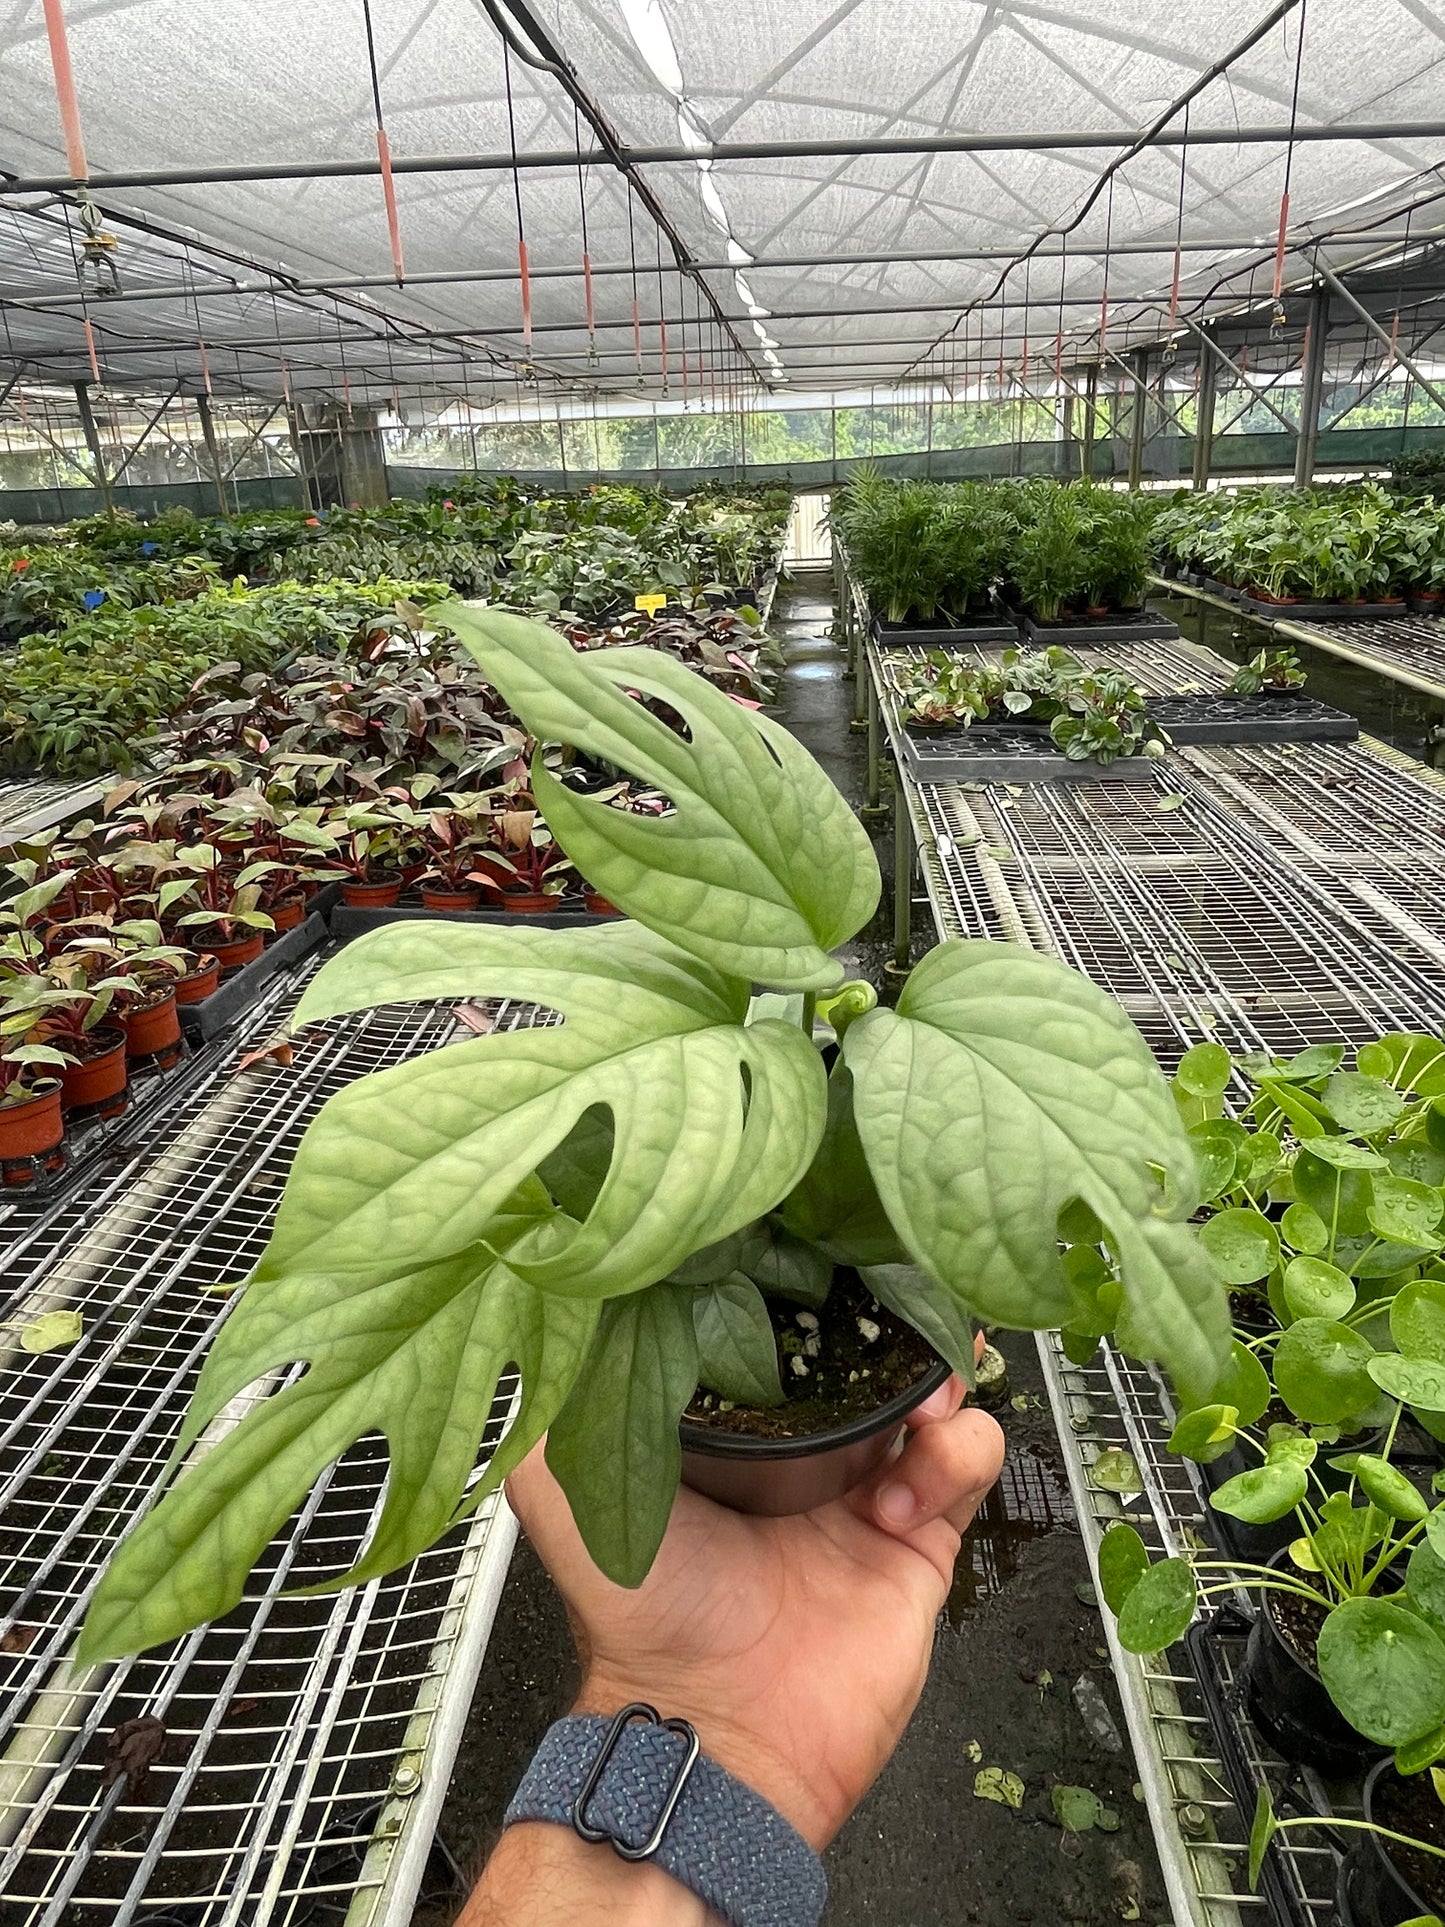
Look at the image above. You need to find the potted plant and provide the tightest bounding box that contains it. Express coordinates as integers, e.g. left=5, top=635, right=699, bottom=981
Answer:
left=1225, top=648, right=1308, bottom=697
left=162, top=845, right=278, bottom=970
left=414, top=790, right=497, bottom=911
left=0, top=994, right=69, bottom=1171
left=78, top=606, right=1228, bottom=1665
left=320, top=799, right=424, bottom=908
left=4, top=958, right=132, bottom=1116
left=468, top=802, right=576, bottom=912
left=63, top=919, right=193, bottom=1060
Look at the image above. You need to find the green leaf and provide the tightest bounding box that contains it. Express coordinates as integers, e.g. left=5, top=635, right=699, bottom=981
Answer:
left=442, top=605, right=879, bottom=989
left=1211, top=1462, right=1308, bottom=1523
left=1355, top=1455, right=1429, bottom=1523
left=1324, top=1072, right=1407, bottom=1136
left=1393, top=1279, right=1445, bottom=1363
left=1198, top=1208, right=1278, bottom=1285
left=1280, top=1044, right=1350, bottom=1082
left=973, top=1765, right=1024, bottom=1809
left=1317, top=1597, right=1445, bottom=1746
left=1176, top=1042, right=1232, bottom=1097
left=1093, top=1448, right=1142, bottom=1494
left=1098, top=1523, right=1150, bottom=1613
left=1369, top=1175, right=1445, bottom=1249
left=778, top=1062, right=908, bottom=1267
left=1283, top=1255, right=1356, bottom=1322
left=1189, top=1121, right=1241, bottom=1203
left=1255, top=1076, right=1329, bottom=1140
left=1409, top=1541, right=1445, bottom=1633
left=743, top=1224, right=835, bottom=1307
left=843, top=940, right=1228, bottom=1403
left=860, top=1263, right=977, bottom=1383
left=266, top=921, right=826, bottom=1299
left=1061, top=1327, right=1099, bottom=1366
left=1370, top=1354, right=1445, bottom=1412
left=693, top=1274, right=785, bottom=1406
left=1052, top=1784, right=1115, bottom=1833
left=1396, top=1722, right=1445, bottom=1776
left=1201, top=1339, right=1273, bottom=1428
left=1361, top=1034, right=1445, bottom=1097
left=545, top=1279, right=698, bottom=1587
left=1169, top=1403, right=1239, bottom=1463
left=79, top=1203, right=596, bottom=1664
left=1248, top=1785, right=1278, bottom=1888
left=1387, top=1141, right=1445, bottom=1188
left=1274, top=1318, right=1377, bottom=1423
left=1115, top=1557, right=1197, bottom=1653
left=20, top=1309, right=83, bottom=1353
left=1281, top=1201, right=1329, bottom=1255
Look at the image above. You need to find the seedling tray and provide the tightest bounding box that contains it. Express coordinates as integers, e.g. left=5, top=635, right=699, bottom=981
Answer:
left=178, top=899, right=338, bottom=1045
left=873, top=612, right=1021, bottom=647
left=329, top=899, right=621, bottom=938
left=1149, top=693, right=1359, bottom=745
left=1018, top=609, right=1181, bottom=644
left=897, top=726, right=1161, bottom=783
left=1235, top=594, right=1411, bottom=623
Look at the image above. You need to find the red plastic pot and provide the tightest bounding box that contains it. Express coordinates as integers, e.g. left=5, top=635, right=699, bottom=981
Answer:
left=584, top=891, right=619, bottom=916
left=120, top=989, right=182, bottom=1057
left=58, top=1027, right=128, bottom=1113
left=419, top=885, right=482, bottom=912
left=341, top=877, right=404, bottom=909
left=497, top=890, right=561, bottom=915
left=0, top=1082, right=64, bottom=1169
left=268, top=896, right=307, bottom=933
left=173, top=956, right=221, bottom=1005
left=194, top=929, right=266, bottom=971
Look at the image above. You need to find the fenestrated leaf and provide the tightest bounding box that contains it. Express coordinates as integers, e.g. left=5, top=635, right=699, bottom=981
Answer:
left=78, top=1193, right=597, bottom=1664
left=842, top=941, right=1228, bottom=1403
left=694, top=1274, right=785, bottom=1406
left=1317, top=1598, right=1445, bottom=1746
left=546, top=1280, right=698, bottom=1587
left=780, top=1061, right=908, bottom=1267
left=442, top=605, right=879, bottom=989
left=263, top=920, right=826, bottom=1299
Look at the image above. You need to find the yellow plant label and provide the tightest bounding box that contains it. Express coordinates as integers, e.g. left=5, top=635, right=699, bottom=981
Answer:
left=634, top=593, right=667, bottom=617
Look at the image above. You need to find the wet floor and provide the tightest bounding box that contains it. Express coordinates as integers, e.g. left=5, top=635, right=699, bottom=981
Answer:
left=418, top=573, right=1171, bottom=1927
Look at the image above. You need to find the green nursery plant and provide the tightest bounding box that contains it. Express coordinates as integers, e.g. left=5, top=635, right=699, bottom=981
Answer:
left=78, top=607, right=1228, bottom=1664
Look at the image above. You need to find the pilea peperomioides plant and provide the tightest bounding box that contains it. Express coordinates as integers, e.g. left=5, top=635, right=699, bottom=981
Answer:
left=78, top=607, right=1227, bottom=1664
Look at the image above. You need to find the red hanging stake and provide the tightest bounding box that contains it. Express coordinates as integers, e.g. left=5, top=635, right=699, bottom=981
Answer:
left=197, top=339, right=213, bottom=395
left=40, top=0, right=88, bottom=180
left=1271, top=191, right=1290, bottom=305
left=376, top=127, right=406, bottom=284
left=82, top=316, right=100, bottom=384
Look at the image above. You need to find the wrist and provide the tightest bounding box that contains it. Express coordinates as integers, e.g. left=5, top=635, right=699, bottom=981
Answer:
left=573, top=1673, right=840, bottom=1851
left=462, top=1820, right=715, bottom=1926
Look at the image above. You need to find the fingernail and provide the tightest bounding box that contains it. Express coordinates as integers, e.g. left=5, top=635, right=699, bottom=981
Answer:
left=876, top=1482, right=917, bottom=1525
left=916, top=1384, right=953, bottom=1419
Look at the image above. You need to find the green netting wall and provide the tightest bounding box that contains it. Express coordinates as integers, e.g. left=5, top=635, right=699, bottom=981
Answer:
left=0, top=475, right=305, bottom=525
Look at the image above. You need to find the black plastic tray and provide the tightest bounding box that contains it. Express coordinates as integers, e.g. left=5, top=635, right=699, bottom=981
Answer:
left=1018, top=609, right=1181, bottom=643
left=329, top=899, right=621, bottom=938
left=177, top=909, right=335, bottom=1044
left=873, top=612, right=1021, bottom=647
left=1150, top=693, right=1359, bottom=745
left=1236, top=593, right=1412, bottom=623
left=897, top=728, right=1162, bottom=784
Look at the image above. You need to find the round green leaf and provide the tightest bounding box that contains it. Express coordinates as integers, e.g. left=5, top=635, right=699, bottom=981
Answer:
left=1282, top=1044, right=1349, bottom=1082
left=1283, top=1255, right=1356, bottom=1322
left=1189, top=1121, right=1241, bottom=1203
left=1169, top=1402, right=1238, bottom=1462
left=1098, top=1523, right=1150, bottom=1614
left=1211, top=1462, right=1308, bottom=1524
left=1264, top=1423, right=1319, bottom=1468
left=1115, top=1557, right=1197, bottom=1654
left=1387, top=1141, right=1445, bottom=1188
left=1093, top=1448, right=1142, bottom=1494
left=1370, top=1354, right=1445, bottom=1413
left=1393, top=1279, right=1445, bottom=1364
left=1198, top=1208, right=1278, bottom=1286
left=1240, top=1132, right=1284, bottom=1191
left=1176, top=1042, right=1232, bottom=1098
left=1369, top=1175, right=1445, bottom=1248
left=1299, top=1138, right=1389, bottom=1171
left=1281, top=1201, right=1329, bottom=1255
left=1324, top=1072, right=1407, bottom=1136
left=21, top=1309, right=83, bottom=1353
left=1408, top=1541, right=1445, bottom=1632
left=1355, top=1454, right=1429, bottom=1523
left=1274, top=1318, right=1378, bottom=1424
left=1203, top=1338, right=1272, bottom=1428
left=1317, top=1598, right=1445, bottom=1746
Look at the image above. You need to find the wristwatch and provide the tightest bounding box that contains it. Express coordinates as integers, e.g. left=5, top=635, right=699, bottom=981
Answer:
left=504, top=1703, right=828, bottom=1927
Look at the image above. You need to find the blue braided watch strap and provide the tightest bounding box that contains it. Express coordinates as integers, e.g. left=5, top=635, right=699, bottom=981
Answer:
left=504, top=1707, right=827, bottom=1927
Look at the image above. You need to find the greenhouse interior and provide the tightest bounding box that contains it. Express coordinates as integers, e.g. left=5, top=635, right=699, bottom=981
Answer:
left=11, top=3, right=1445, bottom=1925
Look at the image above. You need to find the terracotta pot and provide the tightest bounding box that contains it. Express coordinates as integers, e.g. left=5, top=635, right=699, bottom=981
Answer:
left=498, top=890, right=562, bottom=915
left=173, top=955, right=221, bottom=1005
left=195, top=929, right=266, bottom=971
left=680, top=1358, right=952, bottom=1516
left=120, top=989, right=182, bottom=1057
left=268, top=896, right=307, bottom=932
left=584, top=891, right=619, bottom=916
left=0, top=1082, right=64, bottom=1168
left=419, top=885, right=482, bottom=912
left=1085, top=604, right=1110, bottom=619
left=341, top=876, right=404, bottom=908
left=58, top=1027, right=128, bottom=1113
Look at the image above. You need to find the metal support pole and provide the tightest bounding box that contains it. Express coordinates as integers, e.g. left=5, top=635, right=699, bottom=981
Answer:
left=1081, top=366, right=1098, bottom=478
left=72, top=381, right=113, bottom=515
left=1314, top=259, right=1445, bottom=418
left=1177, top=314, right=1299, bottom=436
left=195, top=393, right=231, bottom=514
left=892, top=792, right=914, bottom=974
left=1192, top=345, right=1217, bottom=491
left=865, top=676, right=883, bottom=812
left=1127, top=351, right=1149, bottom=489
left=1294, top=287, right=1329, bottom=487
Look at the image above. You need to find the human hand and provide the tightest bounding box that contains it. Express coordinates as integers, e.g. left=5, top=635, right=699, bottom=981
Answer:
left=504, top=1371, right=1005, bottom=1853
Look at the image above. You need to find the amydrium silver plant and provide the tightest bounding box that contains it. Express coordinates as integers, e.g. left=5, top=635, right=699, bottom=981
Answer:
left=79, top=608, right=1228, bottom=1663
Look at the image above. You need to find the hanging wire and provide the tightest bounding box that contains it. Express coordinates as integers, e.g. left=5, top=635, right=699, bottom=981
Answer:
left=360, top=0, right=406, bottom=284
left=1272, top=0, right=1309, bottom=312
left=501, top=39, right=532, bottom=349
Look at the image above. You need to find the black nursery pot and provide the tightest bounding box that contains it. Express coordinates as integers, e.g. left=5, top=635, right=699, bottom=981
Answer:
left=679, top=1357, right=953, bottom=1517
left=1343, top=1760, right=1444, bottom=1927
left=1244, top=1548, right=1386, bottom=1778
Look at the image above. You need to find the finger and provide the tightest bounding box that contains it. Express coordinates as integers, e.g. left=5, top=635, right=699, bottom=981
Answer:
left=860, top=1407, right=1006, bottom=1541
left=904, top=1372, right=966, bottom=1429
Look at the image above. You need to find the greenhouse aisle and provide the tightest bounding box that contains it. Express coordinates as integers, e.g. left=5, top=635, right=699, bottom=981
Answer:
left=426, top=578, right=1171, bottom=1927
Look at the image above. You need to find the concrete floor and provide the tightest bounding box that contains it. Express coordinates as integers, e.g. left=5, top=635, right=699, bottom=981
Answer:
left=420, top=574, right=1171, bottom=1926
